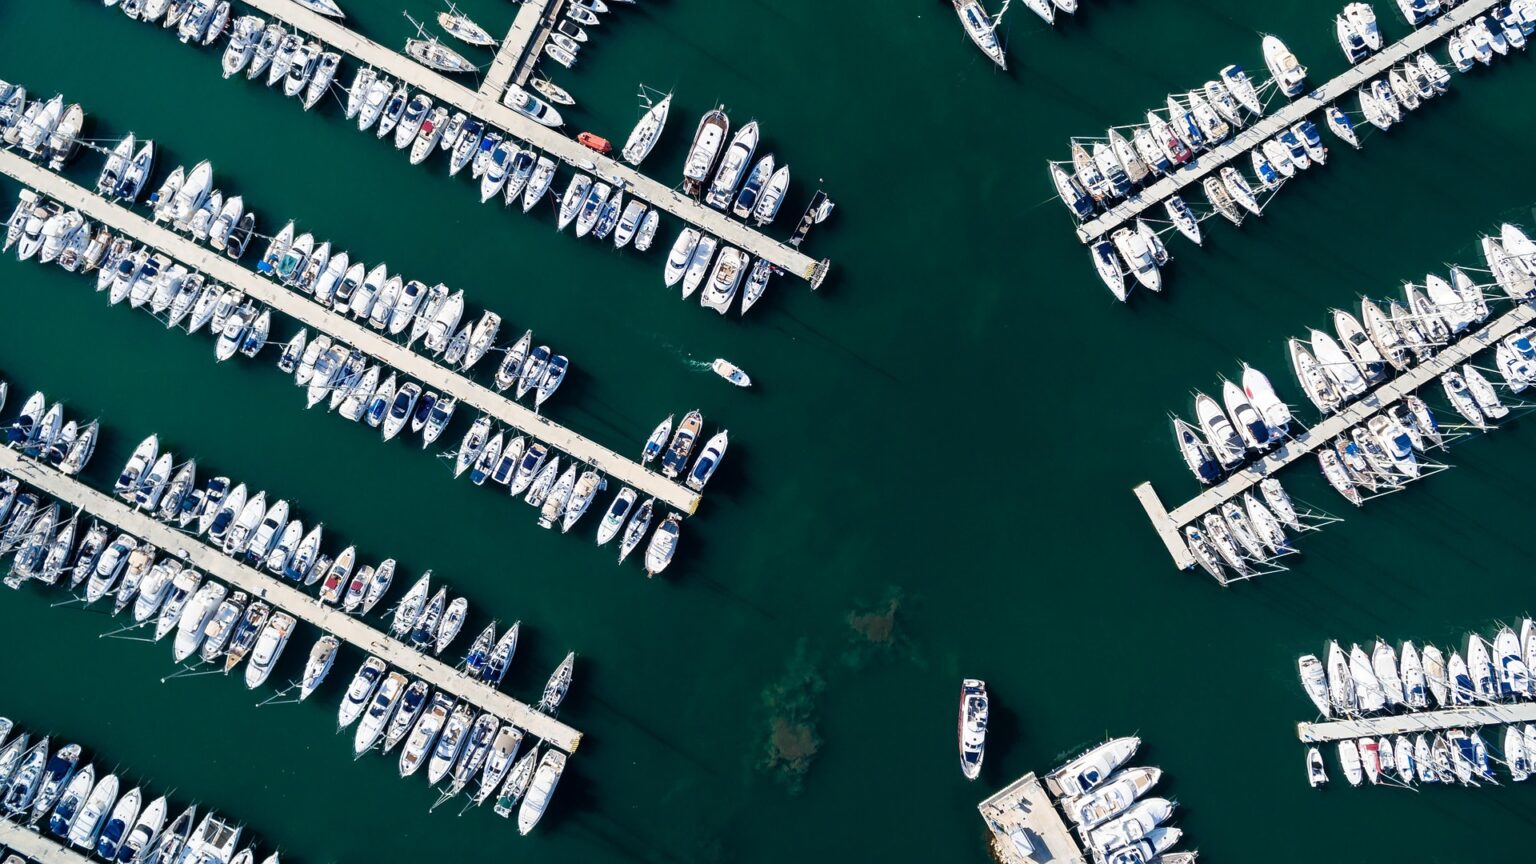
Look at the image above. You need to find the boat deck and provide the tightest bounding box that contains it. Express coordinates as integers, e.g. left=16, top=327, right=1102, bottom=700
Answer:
left=242, top=0, right=830, bottom=287
left=1073, top=0, right=1502, bottom=244
left=477, top=0, right=559, bottom=99
left=0, top=819, right=94, bottom=864
left=0, top=147, right=702, bottom=514
left=0, top=446, right=584, bottom=754
left=1298, top=701, right=1536, bottom=743
left=1135, top=300, right=1536, bottom=573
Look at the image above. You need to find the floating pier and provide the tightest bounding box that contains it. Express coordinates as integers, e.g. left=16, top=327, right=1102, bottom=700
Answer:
left=1298, top=702, right=1536, bottom=743
left=0, top=446, right=584, bottom=754
left=1135, top=300, right=1536, bottom=571
left=240, top=0, right=830, bottom=287
left=477, top=0, right=562, bottom=97
left=0, top=818, right=95, bottom=864
left=1074, top=0, right=1503, bottom=244
left=0, top=147, right=701, bottom=514
left=978, top=773, right=1197, bottom=864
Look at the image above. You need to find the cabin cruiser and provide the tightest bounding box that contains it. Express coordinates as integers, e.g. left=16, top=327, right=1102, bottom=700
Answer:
left=704, top=121, right=760, bottom=210
left=502, top=85, right=563, bottom=128
left=1263, top=35, right=1308, bottom=97
left=682, top=108, right=729, bottom=196
left=957, top=679, right=988, bottom=780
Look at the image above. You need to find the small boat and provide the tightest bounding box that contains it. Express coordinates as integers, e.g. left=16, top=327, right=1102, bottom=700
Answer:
left=686, top=431, right=728, bottom=491
left=531, top=78, right=574, bottom=107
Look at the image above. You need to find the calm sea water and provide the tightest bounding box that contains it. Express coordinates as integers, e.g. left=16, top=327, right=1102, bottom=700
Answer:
left=1, top=1, right=1535, bottom=862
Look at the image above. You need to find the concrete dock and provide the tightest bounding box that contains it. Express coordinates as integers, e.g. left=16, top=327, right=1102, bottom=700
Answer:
left=0, top=147, right=701, bottom=514
left=477, top=0, right=557, bottom=98
left=1298, top=702, right=1536, bottom=743
left=979, top=773, right=1089, bottom=864
left=979, top=773, right=1197, bottom=864
left=1135, top=299, right=1536, bottom=572
left=1073, top=0, right=1502, bottom=244
left=242, top=0, right=830, bottom=288
left=0, top=446, right=583, bottom=753
left=0, top=819, right=95, bottom=864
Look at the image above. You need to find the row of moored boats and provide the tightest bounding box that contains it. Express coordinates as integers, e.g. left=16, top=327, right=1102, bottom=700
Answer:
left=0, top=404, right=577, bottom=832
left=1298, top=621, right=1536, bottom=788
left=0, top=713, right=274, bottom=864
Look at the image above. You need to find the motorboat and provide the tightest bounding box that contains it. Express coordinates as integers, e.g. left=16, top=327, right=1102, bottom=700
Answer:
left=502, top=85, right=563, bottom=128
left=682, top=108, right=729, bottom=197
left=1221, top=378, right=1269, bottom=449
left=1333, top=309, right=1388, bottom=383
left=645, top=513, right=681, bottom=576
left=1310, top=329, right=1367, bottom=399
left=957, top=679, right=988, bottom=780
left=243, top=612, right=295, bottom=689
left=1263, top=35, right=1308, bottom=97
left=1193, top=391, right=1244, bottom=468
left=516, top=750, right=567, bottom=835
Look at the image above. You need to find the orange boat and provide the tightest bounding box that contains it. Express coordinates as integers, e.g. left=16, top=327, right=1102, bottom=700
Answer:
left=577, top=132, right=612, bottom=154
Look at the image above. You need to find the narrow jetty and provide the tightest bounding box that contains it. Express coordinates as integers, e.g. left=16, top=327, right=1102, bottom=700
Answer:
left=1135, top=300, right=1536, bottom=571
left=1075, top=0, right=1503, bottom=244
left=0, top=818, right=95, bottom=864
left=0, top=146, right=701, bottom=514
left=0, top=446, right=583, bottom=753
left=478, top=0, right=562, bottom=97
left=241, top=0, right=830, bottom=287
left=1298, top=702, right=1536, bottom=743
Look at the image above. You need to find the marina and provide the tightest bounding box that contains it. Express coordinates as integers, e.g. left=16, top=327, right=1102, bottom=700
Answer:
left=235, top=0, right=831, bottom=288
left=0, top=145, right=702, bottom=515
left=1135, top=291, right=1536, bottom=576
left=1072, top=0, right=1506, bottom=244
left=4, top=1, right=1536, bottom=862
left=0, top=444, right=584, bottom=754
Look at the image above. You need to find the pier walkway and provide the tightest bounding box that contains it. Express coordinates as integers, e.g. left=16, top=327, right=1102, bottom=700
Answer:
left=477, top=0, right=556, bottom=98
left=243, top=0, right=830, bottom=287
left=0, top=819, right=93, bottom=864
left=0, top=446, right=583, bottom=753
left=1074, top=0, right=1502, bottom=244
left=1135, top=300, right=1536, bottom=571
left=0, top=147, right=701, bottom=514
left=1298, top=702, right=1536, bottom=743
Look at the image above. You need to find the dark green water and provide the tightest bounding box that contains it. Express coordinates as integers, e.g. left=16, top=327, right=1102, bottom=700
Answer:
left=1, top=1, right=1535, bottom=862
